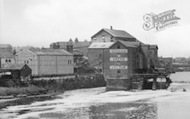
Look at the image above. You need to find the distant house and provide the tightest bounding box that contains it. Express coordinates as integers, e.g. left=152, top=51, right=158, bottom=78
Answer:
left=15, top=48, right=74, bottom=76
left=91, top=27, right=138, bottom=43
left=0, top=44, right=15, bottom=68
left=50, top=39, right=90, bottom=56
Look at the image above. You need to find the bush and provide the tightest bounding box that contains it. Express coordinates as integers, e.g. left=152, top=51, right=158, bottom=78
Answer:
left=0, top=85, right=47, bottom=96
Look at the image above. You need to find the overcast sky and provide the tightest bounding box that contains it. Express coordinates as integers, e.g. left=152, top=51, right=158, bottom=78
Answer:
left=0, top=0, right=190, bottom=58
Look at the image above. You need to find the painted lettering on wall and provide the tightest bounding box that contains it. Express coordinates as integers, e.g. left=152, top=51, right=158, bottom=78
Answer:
left=110, top=57, right=128, bottom=61
left=110, top=65, right=128, bottom=69
left=110, top=49, right=128, bottom=53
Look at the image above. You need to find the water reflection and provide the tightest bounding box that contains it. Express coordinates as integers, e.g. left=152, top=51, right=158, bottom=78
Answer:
left=39, top=102, right=157, bottom=119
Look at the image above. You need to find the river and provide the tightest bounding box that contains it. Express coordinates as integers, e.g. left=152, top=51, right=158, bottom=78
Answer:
left=0, top=72, right=190, bottom=119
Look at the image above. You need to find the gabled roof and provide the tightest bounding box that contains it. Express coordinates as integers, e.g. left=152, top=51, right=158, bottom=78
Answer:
left=91, top=28, right=135, bottom=39
left=28, top=48, right=73, bottom=56
left=88, top=42, right=115, bottom=49
left=119, top=40, right=141, bottom=48
left=88, top=40, right=142, bottom=49
left=73, top=49, right=83, bottom=55
left=0, top=64, right=31, bottom=73
left=1, top=64, right=26, bottom=70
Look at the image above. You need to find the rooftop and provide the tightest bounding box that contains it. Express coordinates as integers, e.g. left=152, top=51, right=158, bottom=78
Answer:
left=1, top=64, right=26, bottom=70
left=119, top=40, right=141, bottom=48
left=29, top=48, right=73, bottom=56
left=88, top=42, right=115, bottom=49
left=50, top=40, right=90, bottom=49
left=91, top=28, right=135, bottom=39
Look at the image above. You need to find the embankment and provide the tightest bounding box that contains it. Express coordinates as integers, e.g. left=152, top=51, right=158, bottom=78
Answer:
left=0, top=73, right=106, bottom=97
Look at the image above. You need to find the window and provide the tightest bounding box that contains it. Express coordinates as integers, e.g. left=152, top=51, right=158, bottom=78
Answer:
left=5, top=59, right=11, bottom=62
left=24, top=60, right=29, bottom=64
left=117, top=45, right=120, bottom=49
left=68, top=60, right=72, bottom=64
left=102, top=35, right=105, bottom=42
left=117, top=69, right=121, bottom=74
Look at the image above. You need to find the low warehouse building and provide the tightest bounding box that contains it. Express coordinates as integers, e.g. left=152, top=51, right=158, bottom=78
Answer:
left=15, top=48, right=74, bottom=76
left=0, top=64, right=32, bottom=85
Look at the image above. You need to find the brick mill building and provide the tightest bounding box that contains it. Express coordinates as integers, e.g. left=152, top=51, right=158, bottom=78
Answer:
left=88, top=27, right=159, bottom=90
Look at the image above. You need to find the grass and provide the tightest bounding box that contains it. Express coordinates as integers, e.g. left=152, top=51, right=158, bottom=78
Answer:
left=0, top=85, right=47, bottom=96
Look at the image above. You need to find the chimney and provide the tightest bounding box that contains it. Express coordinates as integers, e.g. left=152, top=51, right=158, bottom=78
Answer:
left=110, top=26, right=113, bottom=30
left=66, top=42, right=73, bottom=53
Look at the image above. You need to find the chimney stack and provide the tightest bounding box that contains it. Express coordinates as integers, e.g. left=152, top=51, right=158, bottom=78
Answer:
left=110, top=26, right=113, bottom=30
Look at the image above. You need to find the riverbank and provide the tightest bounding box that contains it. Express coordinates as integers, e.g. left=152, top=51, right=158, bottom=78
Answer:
left=1, top=83, right=190, bottom=119
left=0, top=85, right=48, bottom=98
left=0, top=73, right=106, bottom=98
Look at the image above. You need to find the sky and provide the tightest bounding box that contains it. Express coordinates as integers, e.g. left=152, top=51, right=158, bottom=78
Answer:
left=0, top=0, right=190, bottom=58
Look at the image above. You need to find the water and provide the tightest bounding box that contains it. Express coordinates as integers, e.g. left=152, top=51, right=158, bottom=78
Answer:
left=170, top=71, right=190, bottom=82
left=0, top=72, right=190, bottom=119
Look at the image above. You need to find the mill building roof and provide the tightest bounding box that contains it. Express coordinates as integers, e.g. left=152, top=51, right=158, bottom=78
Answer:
left=91, top=28, right=135, bottom=39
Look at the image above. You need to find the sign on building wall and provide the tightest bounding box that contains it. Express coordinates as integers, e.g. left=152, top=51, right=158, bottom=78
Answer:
left=110, top=57, right=128, bottom=61
left=110, top=65, right=128, bottom=69
left=109, top=49, right=128, bottom=70
left=109, top=49, right=128, bottom=53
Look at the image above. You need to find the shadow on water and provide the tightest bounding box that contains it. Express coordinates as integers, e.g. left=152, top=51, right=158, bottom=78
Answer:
left=39, top=102, right=157, bottom=119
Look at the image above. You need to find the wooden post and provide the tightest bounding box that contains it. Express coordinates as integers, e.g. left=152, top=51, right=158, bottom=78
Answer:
left=152, top=77, right=157, bottom=90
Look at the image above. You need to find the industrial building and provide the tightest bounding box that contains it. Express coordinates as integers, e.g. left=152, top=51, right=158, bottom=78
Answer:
left=15, top=48, right=74, bottom=76
left=88, top=28, right=160, bottom=90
